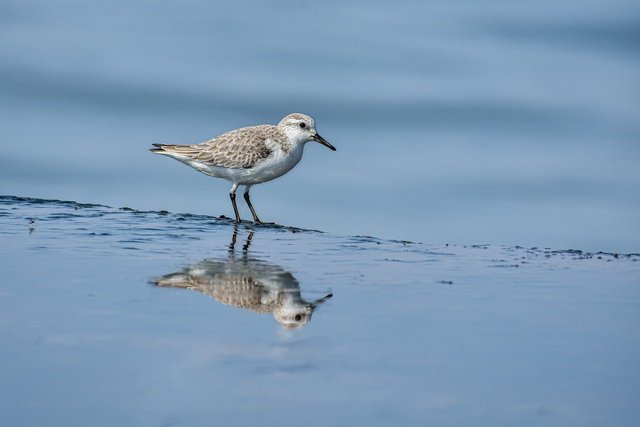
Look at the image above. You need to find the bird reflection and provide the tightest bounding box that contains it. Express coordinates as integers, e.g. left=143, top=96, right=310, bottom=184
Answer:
left=152, top=227, right=332, bottom=329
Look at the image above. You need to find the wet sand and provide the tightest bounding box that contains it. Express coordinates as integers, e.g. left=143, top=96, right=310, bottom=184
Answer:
left=1, top=195, right=638, bottom=426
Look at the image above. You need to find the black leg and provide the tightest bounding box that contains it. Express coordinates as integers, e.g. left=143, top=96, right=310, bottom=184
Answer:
left=228, top=225, right=239, bottom=254
left=242, top=230, right=254, bottom=253
left=243, top=188, right=262, bottom=224
left=229, top=185, right=241, bottom=223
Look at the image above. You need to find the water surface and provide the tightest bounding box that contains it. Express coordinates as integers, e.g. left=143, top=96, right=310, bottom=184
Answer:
left=1, top=196, right=638, bottom=426
left=1, top=0, right=639, bottom=251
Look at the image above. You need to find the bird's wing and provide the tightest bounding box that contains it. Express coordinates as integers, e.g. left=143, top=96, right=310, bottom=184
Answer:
left=154, top=271, right=275, bottom=313
left=181, top=125, right=281, bottom=169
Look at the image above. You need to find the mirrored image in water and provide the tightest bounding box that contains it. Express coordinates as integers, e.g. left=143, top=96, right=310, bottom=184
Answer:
left=152, top=227, right=333, bottom=329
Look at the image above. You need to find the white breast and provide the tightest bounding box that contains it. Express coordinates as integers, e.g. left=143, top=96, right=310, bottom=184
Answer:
left=193, top=143, right=305, bottom=185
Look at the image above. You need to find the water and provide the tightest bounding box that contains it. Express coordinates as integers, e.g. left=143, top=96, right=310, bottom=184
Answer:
left=1, top=2, right=640, bottom=423
left=1, top=0, right=639, bottom=252
left=1, top=196, right=639, bottom=426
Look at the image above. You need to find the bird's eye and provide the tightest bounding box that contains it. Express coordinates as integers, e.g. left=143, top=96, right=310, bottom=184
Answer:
left=294, top=314, right=302, bottom=321
left=299, top=123, right=306, bottom=129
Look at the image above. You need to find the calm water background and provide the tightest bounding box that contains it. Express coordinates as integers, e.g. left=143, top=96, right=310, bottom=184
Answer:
left=1, top=197, right=639, bottom=426
left=1, top=1, right=639, bottom=251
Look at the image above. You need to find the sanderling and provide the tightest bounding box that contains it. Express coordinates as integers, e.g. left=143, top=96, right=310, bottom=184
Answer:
left=150, top=113, right=335, bottom=223
left=152, top=228, right=333, bottom=328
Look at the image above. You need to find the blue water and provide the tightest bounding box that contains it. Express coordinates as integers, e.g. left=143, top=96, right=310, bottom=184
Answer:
left=1, top=196, right=639, bottom=426
left=1, top=0, right=639, bottom=252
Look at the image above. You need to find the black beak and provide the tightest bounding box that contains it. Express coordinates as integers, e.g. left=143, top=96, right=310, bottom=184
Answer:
left=312, top=133, right=336, bottom=151
left=310, top=293, right=333, bottom=308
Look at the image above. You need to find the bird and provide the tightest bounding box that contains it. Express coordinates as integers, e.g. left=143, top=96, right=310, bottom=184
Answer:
left=150, top=113, right=336, bottom=223
left=151, top=229, right=333, bottom=329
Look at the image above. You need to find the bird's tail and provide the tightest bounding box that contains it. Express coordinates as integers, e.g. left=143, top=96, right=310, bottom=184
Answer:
left=149, top=143, right=201, bottom=159
left=149, top=143, right=175, bottom=153
left=150, top=272, right=193, bottom=289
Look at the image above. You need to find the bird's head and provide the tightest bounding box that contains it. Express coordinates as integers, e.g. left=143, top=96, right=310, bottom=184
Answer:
left=278, top=113, right=336, bottom=151
left=273, top=292, right=333, bottom=329
left=274, top=303, right=313, bottom=329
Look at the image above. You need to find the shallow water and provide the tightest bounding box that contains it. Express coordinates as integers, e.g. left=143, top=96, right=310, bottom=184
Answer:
left=1, top=196, right=638, bottom=426
left=1, top=0, right=639, bottom=252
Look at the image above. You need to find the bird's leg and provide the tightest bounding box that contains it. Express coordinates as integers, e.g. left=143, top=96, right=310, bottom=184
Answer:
left=229, top=184, right=241, bottom=223
left=243, top=186, right=262, bottom=224
left=242, top=230, right=254, bottom=253
left=228, top=225, right=239, bottom=254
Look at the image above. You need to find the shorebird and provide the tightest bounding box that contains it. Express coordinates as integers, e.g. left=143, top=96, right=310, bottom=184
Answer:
left=150, top=113, right=335, bottom=223
left=152, top=229, right=333, bottom=328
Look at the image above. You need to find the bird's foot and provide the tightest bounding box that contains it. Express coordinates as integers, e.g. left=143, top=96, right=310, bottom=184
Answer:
left=217, top=215, right=246, bottom=224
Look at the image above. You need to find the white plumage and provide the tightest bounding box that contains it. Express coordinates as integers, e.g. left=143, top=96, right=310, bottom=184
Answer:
left=150, top=113, right=335, bottom=223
